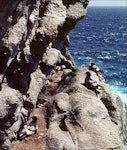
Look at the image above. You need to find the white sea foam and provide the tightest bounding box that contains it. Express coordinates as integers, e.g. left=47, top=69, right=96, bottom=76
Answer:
left=97, top=55, right=111, bottom=60
left=110, top=85, right=127, bottom=104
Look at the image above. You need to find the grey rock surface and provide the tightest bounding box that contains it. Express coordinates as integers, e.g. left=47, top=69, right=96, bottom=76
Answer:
left=0, top=0, right=89, bottom=149
left=0, top=0, right=126, bottom=150
left=44, top=68, right=126, bottom=150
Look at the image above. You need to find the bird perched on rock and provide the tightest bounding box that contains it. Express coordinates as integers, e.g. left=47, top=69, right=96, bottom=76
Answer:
left=89, top=63, right=99, bottom=71
left=88, top=63, right=104, bottom=81
left=82, top=72, right=102, bottom=95
left=18, top=117, right=38, bottom=140
left=89, top=63, right=103, bottom=74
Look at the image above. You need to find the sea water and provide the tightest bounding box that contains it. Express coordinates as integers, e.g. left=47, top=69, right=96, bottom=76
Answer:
left=68, top=7, right=127, bottom=103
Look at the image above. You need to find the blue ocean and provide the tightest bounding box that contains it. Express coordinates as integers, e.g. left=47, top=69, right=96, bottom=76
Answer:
left=68, top=7, right=127, bottom=103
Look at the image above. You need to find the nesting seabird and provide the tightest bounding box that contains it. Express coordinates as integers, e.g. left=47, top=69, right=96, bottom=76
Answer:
left=83, top=72, right=102, bottom=95
left=88, top=63, right=104, bottom=81
left=19, top=116, right=38, bottom=140
left=89, top=63, right=101, bottom=72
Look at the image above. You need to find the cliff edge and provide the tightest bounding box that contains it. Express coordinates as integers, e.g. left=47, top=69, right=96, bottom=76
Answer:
left=0, top=0, right=126, bottom=149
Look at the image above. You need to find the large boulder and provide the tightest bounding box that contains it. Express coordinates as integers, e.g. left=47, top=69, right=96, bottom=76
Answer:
left=43, top=68, right=126, bottom=150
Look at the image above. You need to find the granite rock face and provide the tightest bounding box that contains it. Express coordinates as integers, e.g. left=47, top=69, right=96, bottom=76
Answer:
left=0, top=0, right=127, bottom=150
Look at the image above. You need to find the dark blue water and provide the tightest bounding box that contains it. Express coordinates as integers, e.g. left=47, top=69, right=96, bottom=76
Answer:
left=69, top=7, right=127, bottom=103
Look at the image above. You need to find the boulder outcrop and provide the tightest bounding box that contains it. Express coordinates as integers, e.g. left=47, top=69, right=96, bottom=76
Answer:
left=42, top=67, right=127, bottom=150
left=0, top=0, right=126, bottom=150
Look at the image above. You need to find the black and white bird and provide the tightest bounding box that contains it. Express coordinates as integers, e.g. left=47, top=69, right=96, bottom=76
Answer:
left=89, top=63, right=103, bottom=74
left=88, top=63, right=104, bottom=81
left=19, top=117, right=38, bottom=140
left=82, top=72, right=102, bottom=95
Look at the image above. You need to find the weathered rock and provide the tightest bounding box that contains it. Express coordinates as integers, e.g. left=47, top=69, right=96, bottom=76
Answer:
left=0, top=0, right=89, bottom=149
left=0, top=86, right=23, bottom=149
left=0, top=0, right=127, bottom=149
left=101, top=83, right=127, bottom=147
left=44, top=68, right=126, bottom=150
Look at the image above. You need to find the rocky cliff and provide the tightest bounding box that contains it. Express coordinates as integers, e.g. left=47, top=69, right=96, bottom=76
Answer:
left=0, top=0, right=127, bottom=150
